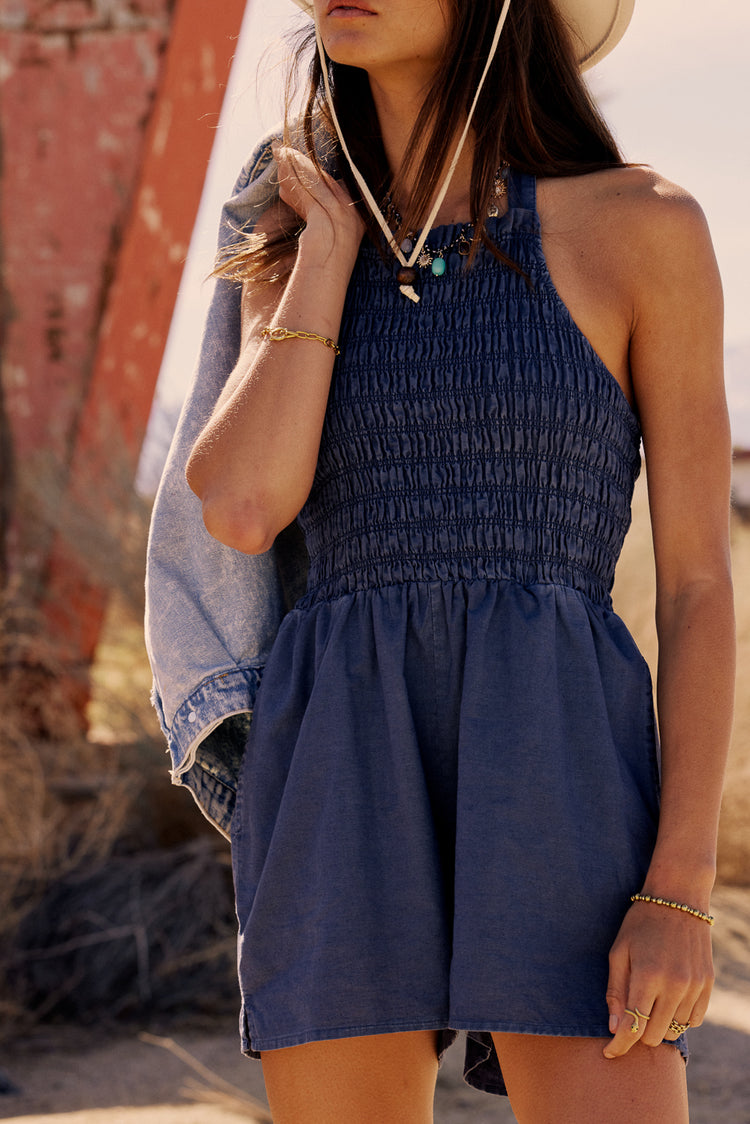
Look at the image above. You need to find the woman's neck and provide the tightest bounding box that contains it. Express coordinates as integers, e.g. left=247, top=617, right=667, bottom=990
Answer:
left=368, top=74, right=474, bottom=227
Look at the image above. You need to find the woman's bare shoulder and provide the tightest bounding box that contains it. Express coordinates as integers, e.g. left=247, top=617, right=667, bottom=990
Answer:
left=570, top=165, right=712, bottom=255
left=546, top=162, right=704, bottom=219
left=542, top=165, right=717, bottom=301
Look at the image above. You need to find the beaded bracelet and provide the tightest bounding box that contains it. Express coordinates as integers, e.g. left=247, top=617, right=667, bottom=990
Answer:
left=631, top=893, right=715, bottom=926
left=261, top=325, right=340, bottom=356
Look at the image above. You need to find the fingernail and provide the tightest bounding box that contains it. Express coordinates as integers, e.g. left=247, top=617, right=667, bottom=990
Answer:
left=609, top=1013, right=618, bottom=1034
left=603, top=1050, right=615, bottom=1060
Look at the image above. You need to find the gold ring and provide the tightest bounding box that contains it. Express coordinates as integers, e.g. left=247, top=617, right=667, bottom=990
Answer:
left=667, top=1019, right=690, bottom=1036
left=624, top=1007, right=651, bottom=1034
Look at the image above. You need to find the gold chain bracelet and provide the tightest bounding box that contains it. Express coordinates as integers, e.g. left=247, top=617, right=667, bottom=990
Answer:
left=630, top=893, right=715, bottom=926
left=261, top=326, right=340, bottom=356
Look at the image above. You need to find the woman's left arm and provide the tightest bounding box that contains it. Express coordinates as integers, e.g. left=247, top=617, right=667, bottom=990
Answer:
left=604, top=180, right=735, bottom=1058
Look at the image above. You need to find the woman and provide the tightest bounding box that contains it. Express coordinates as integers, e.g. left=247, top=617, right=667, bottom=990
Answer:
left=148, top=0, right=734, bottom=1119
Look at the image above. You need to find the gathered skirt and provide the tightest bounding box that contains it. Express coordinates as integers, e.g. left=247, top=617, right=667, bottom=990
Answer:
left=229, top=578, right=685, bottom=1095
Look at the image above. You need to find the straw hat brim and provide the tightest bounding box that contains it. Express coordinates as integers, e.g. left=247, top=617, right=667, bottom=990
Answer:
left=289, top=0, right=634, bottom=71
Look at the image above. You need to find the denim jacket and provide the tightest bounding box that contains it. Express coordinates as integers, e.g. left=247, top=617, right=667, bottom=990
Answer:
left=144, top=135, right=308, bottom=838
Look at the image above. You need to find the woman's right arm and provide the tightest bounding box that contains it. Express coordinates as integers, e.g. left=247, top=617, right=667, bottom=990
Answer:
left=186, top=144, right=364, bottom=555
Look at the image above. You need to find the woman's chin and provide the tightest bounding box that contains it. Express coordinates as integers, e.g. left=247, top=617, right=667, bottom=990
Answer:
left=320, top=36, right=377, bottom=70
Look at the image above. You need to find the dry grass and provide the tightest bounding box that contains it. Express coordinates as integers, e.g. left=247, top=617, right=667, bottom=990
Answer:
left=87, top=590, right=163, bottom=746
left=11, top=838, right=237, bottom=1026
left=0, top=602, right=134, bottom=871
left=0, top=596, right=136, bottom=1031
left=140, top=1033, right=273, bottom=1122
left=0, top=588, right=235, bottom=1037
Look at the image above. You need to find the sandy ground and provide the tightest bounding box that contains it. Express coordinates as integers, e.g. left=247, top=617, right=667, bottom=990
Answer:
left=1, top=886, right=748, bottom=1124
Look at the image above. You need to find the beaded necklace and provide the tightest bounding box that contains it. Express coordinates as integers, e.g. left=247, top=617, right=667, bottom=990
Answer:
left=388, top=165, right=509, bottom=284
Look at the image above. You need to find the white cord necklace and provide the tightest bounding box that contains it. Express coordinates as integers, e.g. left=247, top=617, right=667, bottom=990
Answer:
left=314, top=0, right=513, bottom=303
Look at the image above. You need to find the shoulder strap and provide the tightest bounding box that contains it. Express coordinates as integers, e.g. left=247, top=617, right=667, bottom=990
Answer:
left=507, top=169, right=538, bottom=214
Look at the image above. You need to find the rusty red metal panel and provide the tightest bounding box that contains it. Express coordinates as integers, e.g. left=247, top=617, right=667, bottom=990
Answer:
left=0, top=0, right=249, bottom=723
left=42, top=0, right=250, bottom=686
left=0, top=7, right=174, bottom=601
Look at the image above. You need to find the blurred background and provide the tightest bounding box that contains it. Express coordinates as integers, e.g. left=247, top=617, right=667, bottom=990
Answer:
left=0, top=1, right=748, bottom=1120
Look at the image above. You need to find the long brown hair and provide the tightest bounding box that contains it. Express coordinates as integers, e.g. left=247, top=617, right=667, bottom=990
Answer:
left=216, top=0, right=625, bottom=281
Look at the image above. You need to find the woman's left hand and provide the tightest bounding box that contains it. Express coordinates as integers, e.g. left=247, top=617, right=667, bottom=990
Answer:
left=604, top=899, right=714, bottom=1058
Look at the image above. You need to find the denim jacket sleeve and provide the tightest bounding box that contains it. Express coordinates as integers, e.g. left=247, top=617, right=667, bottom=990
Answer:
left=144, top=135, right=308, bottom=839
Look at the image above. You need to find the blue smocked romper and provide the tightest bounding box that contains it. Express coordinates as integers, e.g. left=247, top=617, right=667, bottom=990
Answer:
left=231, top=172, right=677, bottom=1096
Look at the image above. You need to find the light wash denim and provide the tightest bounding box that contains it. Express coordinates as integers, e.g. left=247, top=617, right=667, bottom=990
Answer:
left=144, top=136, right=308, bottom=837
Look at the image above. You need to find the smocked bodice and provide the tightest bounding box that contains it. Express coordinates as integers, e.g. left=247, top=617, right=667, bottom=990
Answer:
left=297, top=173, right=641, bottom=609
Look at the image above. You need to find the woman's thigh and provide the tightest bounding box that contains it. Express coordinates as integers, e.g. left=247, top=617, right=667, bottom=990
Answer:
left=260, top=1030, right=440, bottom=1124
left=491, top=1033, right=688, bottom=1124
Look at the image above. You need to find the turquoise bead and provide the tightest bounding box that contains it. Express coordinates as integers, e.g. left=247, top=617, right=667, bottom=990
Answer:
left=431, top=257, right=446, bottom=277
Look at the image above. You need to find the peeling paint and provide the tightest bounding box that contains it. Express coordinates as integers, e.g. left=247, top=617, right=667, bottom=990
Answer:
left=31, top=32, right=68, bottom=52
left=0, top=3, right=26, bottom=33
left=64, top=282, right=91, bottom=309
left=82, top=60, right=100, bottom=95
left=6, top=363, right=28, bottom=387
left=12, top=395, right=32, bottom=418
left=138, top=183, right=162, bottom=233
left=151, top=96, right=171, bottom=157
left=200, top=42, right=216, bottom=94
left=0, top=0, right=172, bottom=34
left=97, top=128, right=122, bottom=152
left=167, top=241, right=187, bottom=264
left=134, top=29, right=157, bottom=81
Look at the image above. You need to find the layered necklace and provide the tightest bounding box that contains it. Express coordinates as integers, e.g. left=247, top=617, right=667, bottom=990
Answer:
left=386, top=165, right=509, bottom=286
